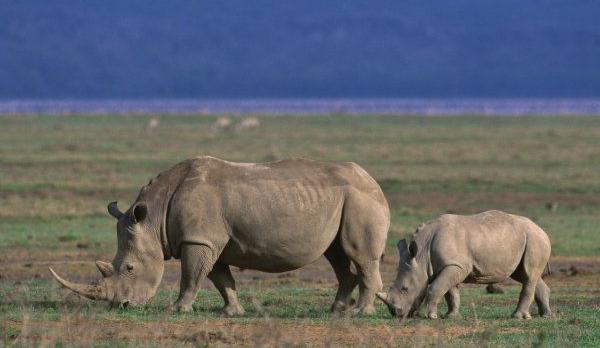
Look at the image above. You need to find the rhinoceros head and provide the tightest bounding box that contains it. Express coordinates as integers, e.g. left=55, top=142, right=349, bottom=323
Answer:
left=376, top=239, right=429, bottom=320
left=50, top=201, right=165, bottom=308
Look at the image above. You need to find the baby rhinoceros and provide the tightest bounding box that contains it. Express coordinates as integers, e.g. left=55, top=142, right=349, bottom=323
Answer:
left=377, top=210, right=552, bottom=321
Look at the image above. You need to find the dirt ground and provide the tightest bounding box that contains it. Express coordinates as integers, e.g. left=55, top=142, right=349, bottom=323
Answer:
left=2, top=247, right=598, bottom=292
left=5, top=317, right=511, bottom=347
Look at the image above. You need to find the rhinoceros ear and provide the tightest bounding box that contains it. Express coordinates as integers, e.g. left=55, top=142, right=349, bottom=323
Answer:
left=129, top=202, right=147, bottom=224
left=108, top=201, right=123, bottom=219
left=409, top=240, right=418, bottom=259
left=397, top=239, right=410, bottom=260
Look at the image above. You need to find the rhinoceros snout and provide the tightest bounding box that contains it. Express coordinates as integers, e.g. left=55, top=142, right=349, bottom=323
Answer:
left=386, top=305, right=411, bottom=321
left=387, top=305, right=398, bottom=317
left=383, top=303, right=403, bottom=319
left=393, top=307, right=406, bottom=319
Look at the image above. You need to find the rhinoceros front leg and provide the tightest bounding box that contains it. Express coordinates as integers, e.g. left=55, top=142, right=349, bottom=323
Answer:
left=353, top=259, right=383, bottom=315
left=324, top=241, right=358, bottom=313
left=443, top=286, right=461, bottom=319
left=174, top=243, right=218, bottom=312
left=424, top=265, right=467, bottom=319
left=207, top=262, right=245, bottom=316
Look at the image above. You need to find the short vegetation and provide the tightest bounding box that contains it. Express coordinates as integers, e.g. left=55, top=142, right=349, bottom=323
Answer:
left=0, top=115, right=599, bottom=346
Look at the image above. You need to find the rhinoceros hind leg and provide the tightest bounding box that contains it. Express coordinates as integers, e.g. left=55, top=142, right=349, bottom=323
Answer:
left=534, top=279, right=552, bottom=318
left=174, top=243, right=218, bottom=312
left=325, top=239, right=358, bottom=313
left=510, top=255, right=547, bottom=319
left=443, top=286, right=461, bottom=319
left=511, top=279, right=537, bottom=319
left=511, top=309, right=532, bottom=319
left=208, top=262, right=245, bottom=316
left=352, top=259, right=382, bottom=316
left=425, top=265, right=467, bottom=320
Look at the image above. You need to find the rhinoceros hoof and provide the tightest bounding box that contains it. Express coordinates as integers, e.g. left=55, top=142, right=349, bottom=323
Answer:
left=352, top=305, right=376, bottom=316
left=222, top=304, right=245, bottom=316
left=331, top=299, right=356, bottom=313
left=511, top=311, right=532, bottom=319
left=443, top=311, right=461, bottom=319
left=539, top=311, right=553, bottom=318
left=426, top=312, right=439, bottom=319
left=173, top=302, right=194, bottom=313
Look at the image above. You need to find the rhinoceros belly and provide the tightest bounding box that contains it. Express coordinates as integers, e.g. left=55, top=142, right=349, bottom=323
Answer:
left=218, top=183, right=346, bottom=272
left=462, top=216, right=528, bottom=283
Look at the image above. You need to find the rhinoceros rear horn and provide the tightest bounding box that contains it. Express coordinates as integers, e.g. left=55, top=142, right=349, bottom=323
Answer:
left=95, top=260, right=115, bottom=278
left=49, top=267, right=106, bottom=301
left=108, top=201, right=123, bottom=219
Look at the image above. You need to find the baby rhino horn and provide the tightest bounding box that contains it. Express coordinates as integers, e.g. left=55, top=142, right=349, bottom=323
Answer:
left=376, top=292, right=389, bottom=303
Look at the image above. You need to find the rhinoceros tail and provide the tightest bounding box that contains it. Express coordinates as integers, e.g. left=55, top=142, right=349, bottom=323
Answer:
left=543, top=262, right=552, bottom=277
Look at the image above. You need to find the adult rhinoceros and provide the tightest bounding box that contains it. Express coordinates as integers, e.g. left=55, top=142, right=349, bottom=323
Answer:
left=50, top=156, right=390, bottom=315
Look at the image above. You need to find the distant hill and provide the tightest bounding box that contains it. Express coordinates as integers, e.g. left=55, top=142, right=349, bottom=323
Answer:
left=1, top=1, right=599, bottom=98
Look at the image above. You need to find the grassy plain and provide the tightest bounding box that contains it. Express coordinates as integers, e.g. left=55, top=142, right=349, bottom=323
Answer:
left=0, top=114, right=599, bottom=346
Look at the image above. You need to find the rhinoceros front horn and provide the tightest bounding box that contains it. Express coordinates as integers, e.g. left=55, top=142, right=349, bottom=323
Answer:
left=107, top=201, right=123, bottom=219
left=49, top=267, right=106, bottom=301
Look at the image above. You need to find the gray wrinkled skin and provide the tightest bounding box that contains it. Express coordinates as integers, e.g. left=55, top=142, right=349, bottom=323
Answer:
left=377, top=210, right=552, bottom=321
left=51, top=156, right=390, bottom=315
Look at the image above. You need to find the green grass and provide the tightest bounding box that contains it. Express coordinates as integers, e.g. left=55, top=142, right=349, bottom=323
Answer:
left=1, top=280, right=598, bottom=347
left=1, top=114, right=599, bottom=346
left=0, top=216, right=112, bottom=249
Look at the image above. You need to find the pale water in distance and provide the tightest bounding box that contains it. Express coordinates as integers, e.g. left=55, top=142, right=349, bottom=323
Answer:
left=2, top=99, right=600, bottom=115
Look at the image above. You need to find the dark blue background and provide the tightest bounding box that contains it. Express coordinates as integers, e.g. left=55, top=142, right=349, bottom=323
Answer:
left=1, top=1, right=599, bottom=98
